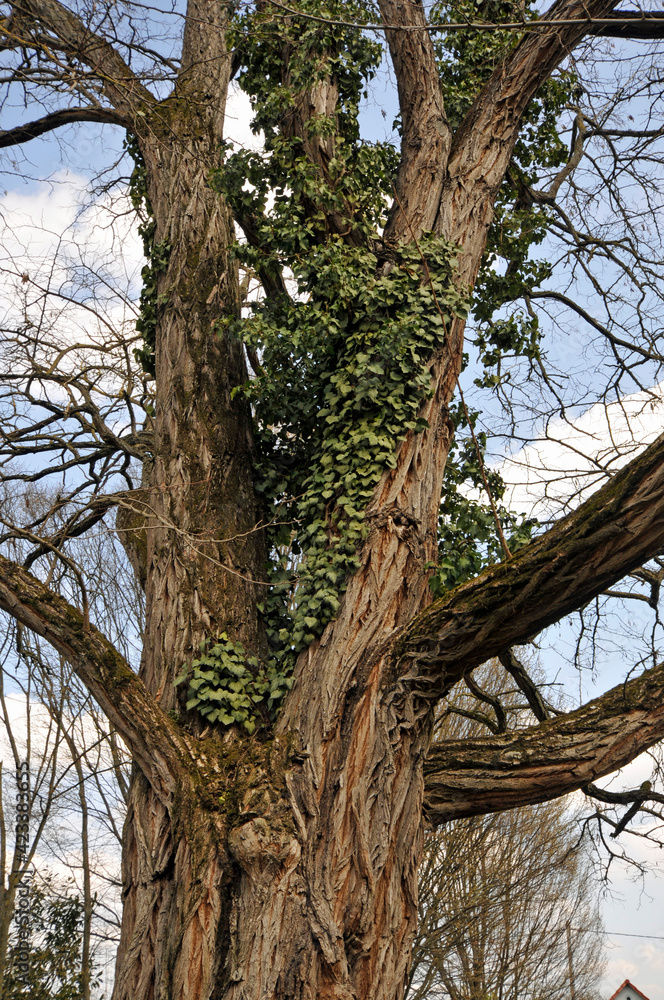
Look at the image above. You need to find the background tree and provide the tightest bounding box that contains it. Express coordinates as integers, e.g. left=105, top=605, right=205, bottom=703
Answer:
left=2, top=877, right=98, bottom=1000
left=410, top=803, right=605, bottom=1000
left=408, top=664, right=605, bottom=1000
left=1, top=1, right=664, bottom=999
left=0, top=515, right=134, bottom=998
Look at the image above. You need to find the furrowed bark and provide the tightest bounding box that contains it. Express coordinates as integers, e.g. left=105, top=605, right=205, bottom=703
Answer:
left=134, top=2, right=267, bottom=707
left=423, top=659, right=664, bottom=823
left=395, top=429, right=664, bottom=686
left=109, top=7, right=274, bottom=996
left=0, top=555, right=188, bottom=800
left=378, top=0, right=450, bottom=243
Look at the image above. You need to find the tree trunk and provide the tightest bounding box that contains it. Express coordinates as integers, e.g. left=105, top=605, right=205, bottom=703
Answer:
left=111, top=705, right=427, bottom=1000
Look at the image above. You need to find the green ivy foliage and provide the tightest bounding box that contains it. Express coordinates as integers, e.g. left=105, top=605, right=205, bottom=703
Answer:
left=229, top=0, right=381, bottom=145
left=172, top=0, right=573, bottom=731
left=236, top=237, right=469, bottom=653
left=125, top=134, right=170, bottom=377
left=175, top=632, right=293, bottom=734
left=430, top=403, right=537, bottom=596
left=221, top=0, right=398, bottom=257
left=173, top=0, right=467, bottom=730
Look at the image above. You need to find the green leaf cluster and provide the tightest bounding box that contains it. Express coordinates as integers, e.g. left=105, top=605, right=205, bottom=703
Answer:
left=430, top=403, right=537, bottom=595
left=4, top=878, right=99, bottom=1000
left=125, top=134, right=170, bottom=377
left=240, top=237, right=469, bottom=662
left=175, top=632, right=293, bottom=734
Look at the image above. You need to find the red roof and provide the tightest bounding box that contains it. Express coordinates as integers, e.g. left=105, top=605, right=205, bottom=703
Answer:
left=607, top=980, right=652, bottom=1000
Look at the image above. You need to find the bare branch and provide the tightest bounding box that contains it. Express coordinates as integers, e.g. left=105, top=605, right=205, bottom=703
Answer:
left=464, top=673, right=507, bottom=733
left=8, top=0, right=154, bottom=119
left=592, top=10, right=664, bottom=39
left=498, top=649, right=550, bottom=722
left=22, top=495, right=120, bottom=569
left=0, top=106, right=129, bottom=148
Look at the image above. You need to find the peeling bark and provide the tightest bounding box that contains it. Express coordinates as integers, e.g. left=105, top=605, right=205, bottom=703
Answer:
left=423, top=658, right=664, bottom=822
left=4, top=0, right=664, bottom=997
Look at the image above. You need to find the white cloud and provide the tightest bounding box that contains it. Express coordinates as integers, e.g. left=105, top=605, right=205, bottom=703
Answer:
left=498, top=386, right=664, bottom=520
left=0, top=171, right=142, bottom=289
left=0, top=170, right=145, bottom=409
left=224, top=82, right=264, bottom=152
left=490, top=386, right=664, bottom=999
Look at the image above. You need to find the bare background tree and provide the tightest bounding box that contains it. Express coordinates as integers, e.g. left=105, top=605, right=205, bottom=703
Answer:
left=410, top=802, right=605, bottom=1000
left=409, top=664, right=606, bottom=1000
left=0, top=519, right=135, bottom=997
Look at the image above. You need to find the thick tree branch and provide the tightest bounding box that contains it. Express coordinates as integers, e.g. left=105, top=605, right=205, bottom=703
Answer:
left=396, top=429, right=664, bottom=689
left=0, top=106, right=130, bottom=148
left=437, top=0, right=623, bottom=269
left=584, top=781, right=664, bottom=806
left=423, top=659, right=664, bottom=823
left=9, top=0, right=154, bottom=119
left=0, top=553, right=192, bottom=802
left=378, top=0, right=449, bottom=242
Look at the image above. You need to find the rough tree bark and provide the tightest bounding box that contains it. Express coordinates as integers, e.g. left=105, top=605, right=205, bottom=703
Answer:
left=1, top=0, right=664, bottom=998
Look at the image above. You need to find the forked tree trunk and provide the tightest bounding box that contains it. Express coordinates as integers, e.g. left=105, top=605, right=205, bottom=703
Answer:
left=109, top=50, right=506, bottom=989
left=111, top=670, right=435, bottom=1000
left=109, top=155, right=473, bottom=998
left=1, top=0, right=664, bottom=995
left=0, top=1, right=631, bottom=997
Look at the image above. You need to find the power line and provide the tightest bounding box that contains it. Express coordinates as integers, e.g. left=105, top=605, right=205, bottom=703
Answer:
left=573, top=928, right=664, bottom=941
left=606, top=930, right=664, bottom=941
left=262, top=1, right=664, bottom=36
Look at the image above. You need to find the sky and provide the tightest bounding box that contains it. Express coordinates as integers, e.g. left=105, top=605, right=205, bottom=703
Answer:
left=1, top=35, right=664, bottom=1000
left=497, top=387, right=664, bottom=1000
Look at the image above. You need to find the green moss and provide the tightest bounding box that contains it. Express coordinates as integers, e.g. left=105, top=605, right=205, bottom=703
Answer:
left=171, top=732, right=297, bottom=848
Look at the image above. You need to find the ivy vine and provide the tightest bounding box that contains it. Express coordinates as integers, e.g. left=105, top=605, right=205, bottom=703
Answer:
left=175, top=634, right=293, bottom=734
left=172, top=0, right=574, bottom=732
left=125, top=134, right=170, bottom=378
left=430, top=403, right=538, bottom=596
